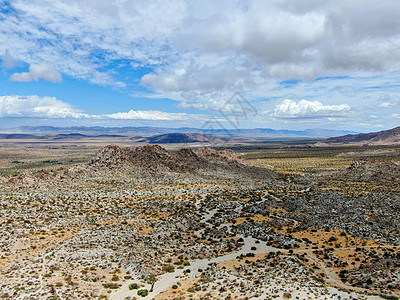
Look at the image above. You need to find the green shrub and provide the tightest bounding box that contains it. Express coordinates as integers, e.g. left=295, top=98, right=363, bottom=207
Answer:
left=129, top=283, right=138, bottom=290
left=102, top=283, right=120, bottom=289
left=162, top=265, right=175, bottom=273
left=111, top=275, right=119, bottom=281
left=137, top=289, right=149, bottom=297
left=383, top=296, right=399, bottom=300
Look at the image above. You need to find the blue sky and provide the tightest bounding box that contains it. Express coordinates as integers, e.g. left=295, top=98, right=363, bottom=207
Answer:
left=0, top=0, right=400, bottom=132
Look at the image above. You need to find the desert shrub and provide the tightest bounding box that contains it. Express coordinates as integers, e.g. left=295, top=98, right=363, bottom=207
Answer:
left=102, top=283, right=120, bottom=289
left=129, top=283, right=138, bottom=290
left=162, top=265, right=175, bottom=273
left=137, top=289, right=149, bottom=297
left=328, top=236, right=337, bottom=242
left=111, top=275, right=119, bottom=281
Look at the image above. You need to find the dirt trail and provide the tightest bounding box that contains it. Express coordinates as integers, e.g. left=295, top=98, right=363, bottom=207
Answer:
left=111, top=195, right=399, bottom=299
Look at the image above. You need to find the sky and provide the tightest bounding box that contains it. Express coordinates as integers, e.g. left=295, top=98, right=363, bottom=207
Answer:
left=0, top=0, right=400, bottom=132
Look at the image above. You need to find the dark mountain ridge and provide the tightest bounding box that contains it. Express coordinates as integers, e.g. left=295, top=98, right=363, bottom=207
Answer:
left=327, top=126, right=400, bottom=144
left=0, top=133, right=125, bottom=140
left=138, top=133, right=229, bottom=144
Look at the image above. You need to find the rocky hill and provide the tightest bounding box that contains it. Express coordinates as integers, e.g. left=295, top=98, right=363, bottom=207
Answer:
left=5, top=145, right=276, bottom=186
left=337, top=159, right=400, bottom=183
left=327, top=126, right=400, bottom=144
left=88, top=144, right=274, bottom=179
left=89, top=144, right=195, bottom=173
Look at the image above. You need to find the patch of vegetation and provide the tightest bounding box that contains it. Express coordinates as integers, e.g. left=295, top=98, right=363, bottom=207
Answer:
left=102, top=283, right=121, bottom=289
left=137, top=289, right=149, bottom=297
left=162, top=265, right=175, bottom=273
left=128, top=283, right=138, bottom=290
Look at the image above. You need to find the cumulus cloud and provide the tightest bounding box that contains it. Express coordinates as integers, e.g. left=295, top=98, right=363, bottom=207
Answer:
left=10, top=62, right=62, bottom=83
left=138, top=0, right=400, bottom=110
left=2, top=1, right=400, bottom=88
left=271, top=99, right=350, bottom=119
left=0, top=95, right=87, bottom=118
left=106, top=110, right=191, bottom=121
left=0, top=95, right=195, bottom=121
left=141, top=61, right=253, bottom=93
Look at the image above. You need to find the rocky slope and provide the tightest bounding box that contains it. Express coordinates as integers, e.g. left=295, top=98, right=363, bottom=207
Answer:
left=89, top=144, right=275, bottom=179
left=4, top=145, right=276, bottom=186
left=337, top=158, right=400, bottom=183
left=327, top=126, right=400, bottom=144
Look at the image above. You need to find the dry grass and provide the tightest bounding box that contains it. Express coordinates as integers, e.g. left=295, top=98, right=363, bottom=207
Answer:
left=288, top=228, right=378, bottom=250
left=242, top=143, right=400, bottom=175
left=254, top=156, right=354, bottom=175
left=234, top=214, right=272, bottom=225
left=155, top=278, right=198, bottom=300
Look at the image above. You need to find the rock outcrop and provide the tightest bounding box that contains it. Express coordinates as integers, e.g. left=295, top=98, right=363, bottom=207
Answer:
left=338, top=159, right=400, bottom=183
left=89, top=145, right=275, bottom=179
left=3, top=145, right=276, bottom=187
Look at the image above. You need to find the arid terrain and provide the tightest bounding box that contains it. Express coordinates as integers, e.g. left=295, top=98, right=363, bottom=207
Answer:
left=2, top=0, right=400, bottom=299
left=0, top=138, right=399, bottom=300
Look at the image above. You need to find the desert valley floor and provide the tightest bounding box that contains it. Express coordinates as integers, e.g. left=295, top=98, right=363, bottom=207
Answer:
left=0, top=139, right=399, bottom=300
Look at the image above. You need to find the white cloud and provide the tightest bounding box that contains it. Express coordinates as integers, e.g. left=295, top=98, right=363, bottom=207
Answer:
left=0, top=95, right=198, bottom=121
left=1, top=50, right=22, bottom=69
left=378, top=102, right=396, bottom=108
left=10, top=62, right=62, bottom=83
left=137, top=1, right=400, bottom=113
left=2, top=1, right=400, bottom=89
left=140, top=55, right=257, bottom=92
left=376, top=95, right=400, bottom=109
left=0, top=95, right=87, bottom=118
left=271, top=99, right=350, bottom=119
left=106, top=110, right=191, bottom=121
left=0, top=0, right=186, bottom=86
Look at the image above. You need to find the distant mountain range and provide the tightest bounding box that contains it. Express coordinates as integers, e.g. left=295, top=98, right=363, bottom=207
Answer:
left=0, top=126, right=358, bottom=138
left=136, top=133, right=230, bottom=144
left=0, top=133, right=125, bottom=140
left=3, top=126, right=398, bottom=144
left=327, top=126, right=400, bottom=144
